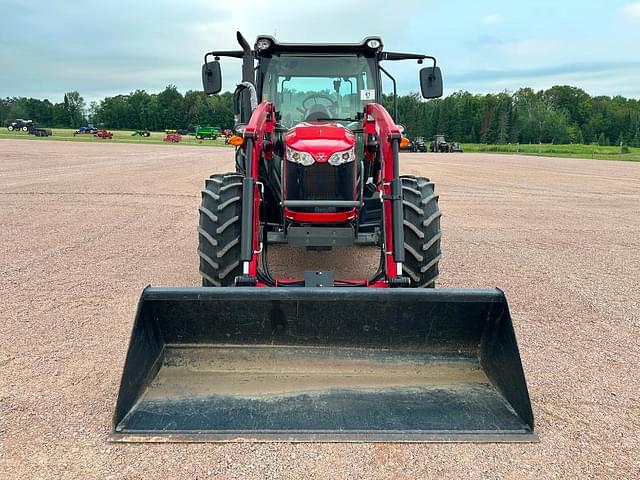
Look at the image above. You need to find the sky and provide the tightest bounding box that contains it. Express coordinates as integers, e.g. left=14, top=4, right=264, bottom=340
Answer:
left=1, top=0, right=640, bottom=103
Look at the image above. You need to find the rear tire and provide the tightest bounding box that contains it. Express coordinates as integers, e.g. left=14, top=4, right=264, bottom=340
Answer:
left=198, top=173, right=244, bottom=286
left=401, top=176, right=442, bottom=288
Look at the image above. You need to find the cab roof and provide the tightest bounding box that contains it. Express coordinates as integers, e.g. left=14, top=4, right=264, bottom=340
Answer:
left=253, top=35, right=384, bottom=56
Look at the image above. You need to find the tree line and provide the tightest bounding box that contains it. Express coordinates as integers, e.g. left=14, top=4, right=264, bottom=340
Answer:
left=1, top=91, right=86, bottom=130
left=386, top=86, right=640, bottom=147
left=2, top=85, right=640, bottom=146
left=0, top=85, right=234, bottom=133
left=91, top=86, right=234, bottom=132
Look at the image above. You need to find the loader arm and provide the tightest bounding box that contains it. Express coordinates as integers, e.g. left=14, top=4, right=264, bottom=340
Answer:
left=239, top=101, right=407, bottom=287
left=363, top=103, right=405, bottom=283
left=237, top=101, right=276, bottom=283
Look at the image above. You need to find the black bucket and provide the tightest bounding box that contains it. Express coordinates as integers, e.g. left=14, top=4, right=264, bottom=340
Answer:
left=111, top=287, right=536, bottom=442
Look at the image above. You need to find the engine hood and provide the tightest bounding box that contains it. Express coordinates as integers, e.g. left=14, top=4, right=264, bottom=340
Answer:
left=285, top=122, right=355, bottom=163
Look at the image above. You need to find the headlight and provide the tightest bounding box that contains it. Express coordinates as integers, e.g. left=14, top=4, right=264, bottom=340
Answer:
left=286, top=146, right=315, bottom=166
left=328, top=148, right=356, bottom=166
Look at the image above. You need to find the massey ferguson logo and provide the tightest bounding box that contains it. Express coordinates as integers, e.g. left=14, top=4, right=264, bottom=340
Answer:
left=316, top=153, right=326, bottom=161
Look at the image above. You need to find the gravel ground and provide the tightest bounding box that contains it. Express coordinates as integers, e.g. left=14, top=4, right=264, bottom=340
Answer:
left=1, top=139, right=638, bottom=479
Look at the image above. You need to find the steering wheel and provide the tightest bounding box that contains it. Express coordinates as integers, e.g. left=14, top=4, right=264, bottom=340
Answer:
left=297, top=93, right=337, bottom=115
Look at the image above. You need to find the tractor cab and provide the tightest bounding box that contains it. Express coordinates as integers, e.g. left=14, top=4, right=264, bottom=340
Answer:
left=252, top=41, right=382, bottom=229
left=260, top=53, right=375, bottom=128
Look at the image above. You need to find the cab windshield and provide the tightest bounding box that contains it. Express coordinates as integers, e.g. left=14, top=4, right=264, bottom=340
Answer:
left=260, top=54, right=376, bottom=128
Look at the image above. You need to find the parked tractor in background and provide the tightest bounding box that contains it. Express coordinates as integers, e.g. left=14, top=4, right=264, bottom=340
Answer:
left=7, top=119, right=33, bottom=132
left=131, top=129, right=151, bottom=137
left=411, top=136, right=428, bottom=152
left=431, top=134, right=453, bottom=152
left=451, top=142, right=463, bottom=152
left=7, top=119, right=51, bottom=136
left=195, top=125, right=220, bottom=139
left=74, top=125, right=98, bottom=136
left=111, top=32, right=534, bottom=444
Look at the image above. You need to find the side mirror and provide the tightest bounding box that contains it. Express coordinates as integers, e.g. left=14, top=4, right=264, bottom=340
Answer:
left=420, top=66, right=443, bottom=99
left=202, top=61, right=222, bottom=95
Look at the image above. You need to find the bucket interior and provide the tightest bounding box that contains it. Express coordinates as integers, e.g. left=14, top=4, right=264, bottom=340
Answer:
left=112, top=288, right=535, bottom=442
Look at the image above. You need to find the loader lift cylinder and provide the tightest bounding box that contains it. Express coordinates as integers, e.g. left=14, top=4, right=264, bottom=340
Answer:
left=390, top=134, right=405, bottom=266
left=240, top=135, right=255, bottom=265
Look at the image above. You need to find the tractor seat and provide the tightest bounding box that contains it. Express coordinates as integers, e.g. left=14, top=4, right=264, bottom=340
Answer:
left=305, top=104, right=330, bottom=122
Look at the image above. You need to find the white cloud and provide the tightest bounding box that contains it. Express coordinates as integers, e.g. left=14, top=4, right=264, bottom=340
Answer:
left=622, top=2, right=640, bottom=19
left=500, top=39, right=557, bottom=57
left=482, top=14, right=503, bottom=25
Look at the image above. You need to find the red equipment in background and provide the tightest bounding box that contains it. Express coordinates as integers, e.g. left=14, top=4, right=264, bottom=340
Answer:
left=94, top=129, right=113, bottom=139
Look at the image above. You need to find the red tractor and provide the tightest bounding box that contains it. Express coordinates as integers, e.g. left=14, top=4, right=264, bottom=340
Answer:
left=112, top=32, right=534, bottom=443
left=198, top=35, right=446, bottom=289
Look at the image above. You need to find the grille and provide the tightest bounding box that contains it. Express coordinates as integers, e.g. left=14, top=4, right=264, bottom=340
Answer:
left=285, top=162, right=355, bottom=203
left=302, top=163, right=339, bottom=199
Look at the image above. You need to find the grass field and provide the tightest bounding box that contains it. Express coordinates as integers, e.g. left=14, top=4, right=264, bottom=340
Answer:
left=2, top=128, right=640, bottom=161
left=461, top=142, right=640, bottom=161
left=0, top=128, right=231, bottom=147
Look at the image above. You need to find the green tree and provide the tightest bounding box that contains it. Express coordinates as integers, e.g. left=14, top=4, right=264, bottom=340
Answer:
left=63, top=91, right=85, bottom=127
left=597, top=133, right=607, bottom=146
left=157, top=85, right=184, bottom=129
left=128, top=90, right=153, bottom=129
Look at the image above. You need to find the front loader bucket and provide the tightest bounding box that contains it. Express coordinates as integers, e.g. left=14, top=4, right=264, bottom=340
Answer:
left=111, top=287, right=536, bottom=442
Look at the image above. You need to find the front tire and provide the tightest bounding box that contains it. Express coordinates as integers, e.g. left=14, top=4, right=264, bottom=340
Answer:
left=401, top=176, right=442, bottom=287
left=197, top=173, right=244, bottom=286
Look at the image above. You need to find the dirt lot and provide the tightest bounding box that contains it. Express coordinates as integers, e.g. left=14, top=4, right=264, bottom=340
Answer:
left=1, top=139, right=638, bottom=479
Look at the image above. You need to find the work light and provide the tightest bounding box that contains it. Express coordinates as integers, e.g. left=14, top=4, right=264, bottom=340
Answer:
left=256, top=38, right=272, bottom=50
left=366, top=39, right=381, bottom=49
